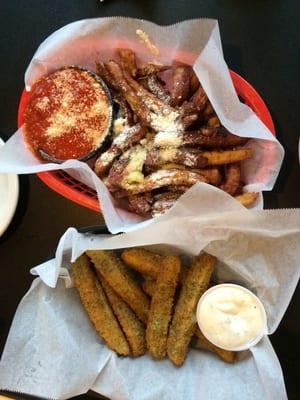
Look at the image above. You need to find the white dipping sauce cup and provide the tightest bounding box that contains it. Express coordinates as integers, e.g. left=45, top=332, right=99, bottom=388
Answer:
left=196, top=283, right=267, bottom=351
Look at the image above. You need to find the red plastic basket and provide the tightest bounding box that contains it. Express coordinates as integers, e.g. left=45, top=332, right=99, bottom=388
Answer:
left=17, top=70, right=275, bottom=213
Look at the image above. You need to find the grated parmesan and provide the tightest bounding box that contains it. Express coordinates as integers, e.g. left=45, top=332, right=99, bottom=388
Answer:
left=122, top=146, right=147, bottom=188
left=154, top=131, right=183, bottom=147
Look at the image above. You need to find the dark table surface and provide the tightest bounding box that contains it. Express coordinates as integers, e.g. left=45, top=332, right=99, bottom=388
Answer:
left=0, top=1, right=299, bottom=399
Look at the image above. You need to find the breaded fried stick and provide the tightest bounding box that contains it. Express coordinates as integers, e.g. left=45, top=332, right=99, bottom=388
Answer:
left=87, top=250, right=150, bottom=324
left=167, top=253, right=215, bottom=366
left=99, top=276, right=146, bottom=357
left=194, top=327, right=236, bottom=363
left=147, top=256, right=181, bottom=359
left=121, top=248, right=163, bottom=278
left=142, top=279, right=157, bottom=297
left=72, top=254, right=130, bottom=356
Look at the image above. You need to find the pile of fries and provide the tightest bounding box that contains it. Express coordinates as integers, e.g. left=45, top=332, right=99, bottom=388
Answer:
left=72, top=248, right=236, bottom=365
left=94, top=49, right=258, bottom=216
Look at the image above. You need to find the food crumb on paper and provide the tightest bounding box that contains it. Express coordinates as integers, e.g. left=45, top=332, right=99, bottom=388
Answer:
left=136, top=29, right=160, bottom=57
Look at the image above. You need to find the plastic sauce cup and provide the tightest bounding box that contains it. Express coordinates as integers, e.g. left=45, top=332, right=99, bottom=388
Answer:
left=196, top=283, right=267, bottom=351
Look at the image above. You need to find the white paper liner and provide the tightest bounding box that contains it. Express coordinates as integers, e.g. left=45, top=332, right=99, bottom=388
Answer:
left=1, top=185, right=299, bottom=400
left=0, top=17, right=284, bottom=233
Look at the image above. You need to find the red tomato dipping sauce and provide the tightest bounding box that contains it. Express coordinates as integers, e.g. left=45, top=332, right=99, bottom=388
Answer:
left=23, top=67, right=112, bottom=161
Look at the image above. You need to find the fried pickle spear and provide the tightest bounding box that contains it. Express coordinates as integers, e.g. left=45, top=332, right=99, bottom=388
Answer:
left=99, top=275, right=146, bottom=357
left=234, top=192, right=259, bottom=207
left=121, top=248, right=163, bottom=278
left=87, top=250, right=150, bottom=324
left=72, top=254, right=130, bottom=355
left=142, top=279, right=157, bottom=297
left=147, top=256, right=181, bottom=359
left=194, top=327, right=236, bottom=363
left=167, top=253, right=216, bottom=366
left=142, top=264, right=189, bottom=291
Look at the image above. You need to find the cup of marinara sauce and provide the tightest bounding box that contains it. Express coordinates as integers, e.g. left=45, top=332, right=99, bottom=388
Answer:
left=196, top=284, right=267, bottom=351
left=22, top=66, right=113, bottom=163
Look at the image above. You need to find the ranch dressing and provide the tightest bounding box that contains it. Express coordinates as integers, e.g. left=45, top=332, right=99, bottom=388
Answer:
left=196, top=284, right=267, bottom=351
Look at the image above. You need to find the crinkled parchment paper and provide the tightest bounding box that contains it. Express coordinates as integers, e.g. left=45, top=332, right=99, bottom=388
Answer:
left=1, top=184, right=299, bottom=400
left=0, top=18, right=284, bottom=233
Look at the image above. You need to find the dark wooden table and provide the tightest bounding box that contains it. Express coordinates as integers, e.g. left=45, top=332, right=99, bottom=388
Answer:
left=0, top=1, right=299, bottom=399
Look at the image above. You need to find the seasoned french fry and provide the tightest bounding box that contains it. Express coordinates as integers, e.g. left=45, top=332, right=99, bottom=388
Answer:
left=202, top=148, right=252, bottom=165
left=137, top=63, right=170, bottom=77
left=235, top=192, right=259, bottom=207
left=87, top=250, right=150, bottom=324
left=105, top=61, right=150, bottom=125
left=167, top=253, right=216, bottom=366
left=181, top=85, right=208, bottom=115
left=124, top=68, right=175, bottom=115
left=127, top=193, right=153, bottom=215
left=207, top=116, right=221, bottom=127
left=145, top=148, right=208, bottom=170
left=145, top=74, right=171, bottom=104
left=181, top=128, right=249, bottom=148
left=202, top=102, right=214, bottom=118
left=181, top=113, right=199, bottom=129
left=190, top=70, right=200, bottom=94
left=94, top=125, right=147, bottom=177
left=129, top=169, right=208, bottom=195
left=220, top=163, right=241, bottom=195
left=121, top=248, right=162, bottom=278
left=147, top=256, right=181, bottom=359
left=72, top=254, right=130, bottom=356
left=194, top=327, right=236, bottom=363
left=100, top=275, right=146, bottom=357
left=170, top=66, right=192, bottom=106
left=96, top=62, right=120, bottom=92
left=118, top=48, right=137, bottom=77
left=194, top=167, right=222, bottom=186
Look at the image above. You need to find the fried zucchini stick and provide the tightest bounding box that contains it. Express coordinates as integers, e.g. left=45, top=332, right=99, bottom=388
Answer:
left=99, top=276, right=146, bottom=357
left=121, top=248, right=163, bottom=278
left=87, top=250, right=150, bottom=324
left=142, top=279, right=157, bottom=296
left=167, top=253, right=216, bottom=366
left=72, top=254, right=130, bottom=355
left=147, top=256, right=181, bottom=359
left=194, top=327, right=236, bottom=363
